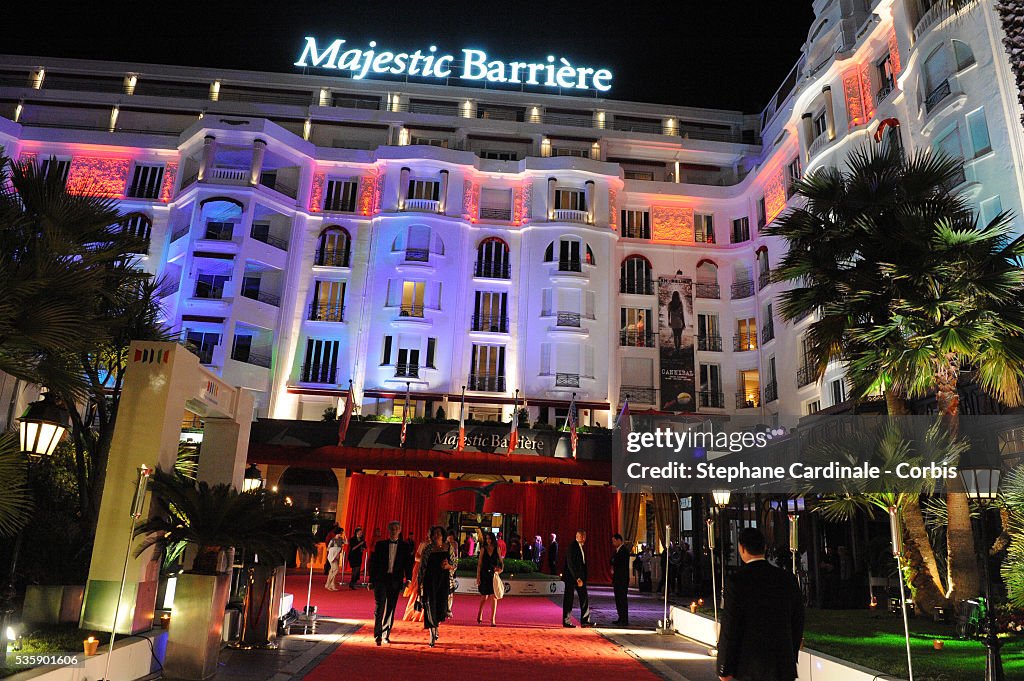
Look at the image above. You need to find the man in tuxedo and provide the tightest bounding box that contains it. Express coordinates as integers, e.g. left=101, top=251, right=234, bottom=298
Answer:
left=717, top=528, right=804, bottom=681
left=368, top=520, right=413, bottom=646
left=547, top=533, right=559, bottom=574
left=562, top=530, right=594, bottom=627
left=610, top=533, right=630, bottom=625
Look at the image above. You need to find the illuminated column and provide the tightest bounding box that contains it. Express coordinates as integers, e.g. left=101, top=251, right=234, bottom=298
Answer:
left=547, top=177, right=557, bottom=220
left=198, top=135, right=217, bottom=182
left=584, top=180, right=595, bottom=224
left=249, top=138, right=267, bottom=186
left=594, top=110, right=606, bottom=130
left=529, top=105, right=543, bottom=124
left=461, top=99, right=476, bottom=119
left=332, top=468, right=349, bottom=518
left=800, top=113, right=814, bottom=162
left=124, top=74, right=137, bottom=95
left=822, top=86, right=836, bottom=140
left=199, top=391, right=255, bottom=489
left=438, top=169, right=449, bottom=214
left=399, top=167, right=410, bottom=210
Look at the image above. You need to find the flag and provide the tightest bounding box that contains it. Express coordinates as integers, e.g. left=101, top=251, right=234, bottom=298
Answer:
left=565, top=392, right=579, bottom=459
left=615, top=397, right=632, bottom=454
left=506, top=391, right=519, bottom=456
left=456, top=385, right=467, bottom=453
left=337, top=380, right=354, bottom=446
left=400, top=383, right=411, bottom=447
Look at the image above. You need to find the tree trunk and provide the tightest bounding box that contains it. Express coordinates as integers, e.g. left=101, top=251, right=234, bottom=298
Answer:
left=885, top=390, right=911, bottom=416
left=901, top=495, right=949, bottom=612
left=935, top=354, right=980, bottom=605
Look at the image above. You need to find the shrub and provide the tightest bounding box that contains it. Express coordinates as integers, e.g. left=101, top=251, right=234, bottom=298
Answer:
left=458, top=556, right=539, bottom=575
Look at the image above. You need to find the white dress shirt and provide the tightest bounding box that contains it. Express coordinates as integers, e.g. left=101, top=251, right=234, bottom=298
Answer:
left=387, top=540, right=398, bottom=574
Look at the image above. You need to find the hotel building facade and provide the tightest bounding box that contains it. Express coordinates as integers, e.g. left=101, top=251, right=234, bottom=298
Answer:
left=0, top=0, right=1022, bottom=434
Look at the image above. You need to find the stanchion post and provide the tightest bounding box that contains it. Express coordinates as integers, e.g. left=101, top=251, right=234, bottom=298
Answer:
left=889, top=506, right=915, bottom=681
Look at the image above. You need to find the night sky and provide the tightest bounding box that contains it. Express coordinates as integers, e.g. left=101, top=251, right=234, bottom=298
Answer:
left=3, top=1, right=815, bottom=113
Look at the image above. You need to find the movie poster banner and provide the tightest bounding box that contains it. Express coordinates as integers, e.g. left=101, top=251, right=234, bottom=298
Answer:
left=657, top=275, right=696, bottom=412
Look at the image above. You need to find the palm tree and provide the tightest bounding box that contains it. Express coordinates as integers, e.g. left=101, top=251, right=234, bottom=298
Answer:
left=0, top=434, right=30, bottom=537
left=134, top=468, right=317, bottom=574
left=768, top=143, right=1024, bottom=606
left=1000, top=466, right=1024, bottom=607
left=994, top=2, right=1024, bottom=129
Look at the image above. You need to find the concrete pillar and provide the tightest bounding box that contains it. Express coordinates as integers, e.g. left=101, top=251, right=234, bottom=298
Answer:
left=399, top=167, right=410, bottom=209
left=800, top=113, right=814, bottom=163
left=198, top=392, right=254, bottom=489
left=198, top=135, right=217, bottom=182
left=249, top=139, right=267, bottom=186
left=81, top=342, right=252, bottom=634
left=438, top=169, right=449, bottom=214
left=822, top=86, right=836, bottom=140
left=331, top=468, right=349, bottom=520
left=584, top=180, right=595, bottom=224
left=547, top=177, right=557, bottom=220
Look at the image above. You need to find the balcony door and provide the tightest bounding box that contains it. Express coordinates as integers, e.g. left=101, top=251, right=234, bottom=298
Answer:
left=474, top=291, right=507, bottom=332
left=303, top=339, right=340, bottom=383
left=313, top=280, right=345, bottom=320
left=470, top=345, right=505, bottom=391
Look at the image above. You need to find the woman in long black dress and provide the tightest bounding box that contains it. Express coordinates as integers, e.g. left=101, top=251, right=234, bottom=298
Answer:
left=475, top=531, right=504, bottom=626
left=419, top=526, right=452, bottom=647
left=347, top=528, right=366, bottom=589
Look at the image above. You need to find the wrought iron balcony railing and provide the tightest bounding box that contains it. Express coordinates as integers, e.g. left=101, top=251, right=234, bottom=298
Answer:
left=468, top=374, right=505, bottom=392
left=471, top=314, right=509, bottom=333
left=315, top=248, right=350, bottom=267
left=619, top=278, right=654, bottom=295
left=556, top=311, right=582, bottom=328
left=474, top=261, right=511, bottom=279
left=697, top=335, right=723, bottom=352
left=308, top=303, right=345, bottom=322
left=734, top=333, right=758, bottom=352
left=699, top=391, right=725, bottom=408
left=619, top=329, right=655, bottom=347
left=731, top=280, right=755, bottom=299
left=555, top=373, right=580, bottom=387
left=695, top=282, right=720, bottom=299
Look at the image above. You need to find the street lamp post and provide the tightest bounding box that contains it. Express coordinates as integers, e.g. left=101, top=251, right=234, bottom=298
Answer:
left=959, top=466, right=1005, bottom=681
left=242, top=464, right=264, bottom=493
left=1, top=393, right=71, bottom=664
left=712, top=491, right=731, bottom=607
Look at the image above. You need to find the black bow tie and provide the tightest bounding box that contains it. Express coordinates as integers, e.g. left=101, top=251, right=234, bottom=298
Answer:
left=389, top=540, right=398, bottom=544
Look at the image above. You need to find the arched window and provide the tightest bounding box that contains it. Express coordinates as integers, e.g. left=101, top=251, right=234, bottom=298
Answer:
left=923, top=45, right=952, bottom=111
left=756, top=248, right=771, bottom=290
left=952, top=40, right=975, bottom=71
left=619, top=255, right=653, bottom=295
left=475, top=237, right=510, bottom=278
left=316, top=226, right=351, bottom=267
left=732, top=263, right=754, bottom=299
left=544, top=238, right=593, bottom=272
left=392, top=224, right=443, bottom=262
left=695, top=260, right=720, bottom=299
left=119, top=213, right=151, bottom=254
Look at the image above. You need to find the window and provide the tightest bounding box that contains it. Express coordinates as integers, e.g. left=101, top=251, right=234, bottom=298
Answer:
left=624, top=169, right=655, bottom=181
left=40, top=158, right=70, bottom=184
left=980, top=195, right=1003, bottom=227
left=410, top=136, right=449, bottom=148
left=480, top=188, right=513, bottom=220
left=731, top=217, right=750, bottom=243
left=426, top=337, right=437, bottom=368
left=479, top=150, right=519, bottom=161
left=738, top=369, right=760, bottom=408
left=966, top=108, right=992, bottom=157
left=310, top=280, right=345, bottom=321
left=766, top=357, right=778, bottom=402
left=316, top=227, right=351, bottom=267
left=877, top=54, right=895, bottom=92
left=231, top=334, right=253, bottom=364
left=552, top=148, right=590, bottom=158
left=806, top=400, right=821, bottom=415
left=756, top=196, right=767, bottom=228
left=476, top=238, right=510, bottom=278
left=119, top=214, right=152, bottom=252
left=402, top=224, right=435, bottom=261
left=757, top=249, right=771, bottom=288
left=620, top=308, right=653, bottom=347
left=194, top=273, right=228, bottom=299
left=408, top=179, right=440, bottom=201
left=396, top=345, right=420, bottom=377
left=830, top=378, right=846, bottom=405
left=127, top=163, right=165, bottom=199
left=883, top=124, right=904, bottom=155
left=620, top=256, right=653, bottom=295
left=554, top=188, right=586, bottom=211
left=923, top=46, right=952, bottom=111
left=697, top=313, right=721, bottom=351
left=546, top=239, right=593, bottom=271
left=952, top=40, right=975, bottom=71
left=699, top=364, right=722, bottom=407
left=813, top=112, right=828, bottom=138
left=382, top=335, right=393, bottom=364
left=392, top=399, right=420, bottom=419
left=302, top=338, right=340, bottom=383
left=324, top=179, right=358, bottom=212
left=204, top=221, right=234, bottom=240
left=470, top=345, right=506, bottom=391
left=399, top=281, right=425, bottom=317
left=735, top=318, right=757, bottom=351
left=694, top=213, right=715, bottom=243
left=185, top=331, right=220, bottom=365
left=786, top=158, right=802, bottom=198
left=621, top=210, right=651, bottom=239
left=473, top=291, right=508, bottom=332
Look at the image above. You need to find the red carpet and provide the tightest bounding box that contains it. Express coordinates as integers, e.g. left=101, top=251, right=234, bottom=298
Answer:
left=294, top=571, right=661, bottom=680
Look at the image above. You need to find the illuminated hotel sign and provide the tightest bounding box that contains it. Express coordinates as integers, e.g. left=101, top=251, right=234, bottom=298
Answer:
left=295, top=37, right=613, bottom=92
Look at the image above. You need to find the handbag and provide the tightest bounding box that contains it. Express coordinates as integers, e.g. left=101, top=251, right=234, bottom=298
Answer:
left=492, top=572, right=506, bottom=600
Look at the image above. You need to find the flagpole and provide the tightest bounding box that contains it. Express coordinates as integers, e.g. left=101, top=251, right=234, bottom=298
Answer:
left=457, top=385, right=466, bottom=453
left=400, top=381, right=411, bottom=448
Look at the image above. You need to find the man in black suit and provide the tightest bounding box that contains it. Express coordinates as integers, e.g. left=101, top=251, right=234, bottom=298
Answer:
left=547, top=533, right=559, bottom=574
left=717, top=528, right=804, bottom=681
left=562, top=529, right=594, bottom=627
left=610, top=533, right=630, bottom=625
left=368, top=520, right=413, bottom=646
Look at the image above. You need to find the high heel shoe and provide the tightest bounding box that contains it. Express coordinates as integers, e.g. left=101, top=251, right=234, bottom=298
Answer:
left=429, top=628, right=438, bottom=647
left=477, top=616, right=482, bottom=624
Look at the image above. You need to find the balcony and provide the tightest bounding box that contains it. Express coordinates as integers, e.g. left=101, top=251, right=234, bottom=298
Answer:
left=619, top=329, right=655, bottom=348
left=764, top=381, right=779, bottom=403
left=797, top=365, right=816, bottom=388
left=552, top=209, right=588, bottom=224
left=697, top=335, right=723, bottom=352
left=241, top=290, right=281, bottom=307
left=403, top=198, right=440, bottom=213
left=308, top=303, right=344, bottom=322
left=620, top=278, right=654, bottom=295
left=315, top=248, right=350, bottom=268
left=300, top=364, right=340, bottom=384
left=471, top=314, right=509, bottom=333
left=762, top=321, right=775, bottom=343
left=619, top=385, right=657, bottom=405
left=555, top=373, right=580, bottom=388
left=479, top=207, right=512, bottom=221
left=468, top=374, right=505, bottom=392
left=736, top=391, right=760, bottom=409
left=395, top=363, right=420, bottom=378
left=734, top=333, right=758, bottom=352
left=556, top=311, right=582, bottom=328
left=231, top=349, right=271, bottom=368
left=876, top=82, right=895, bottom=105
left=399, top=304, right=425, bottom=318
left=474, top=261, right=511, bottom=279
left=699, top=391, right=725, bottom=409
left=758, top=270, right=771, bottom=290
left=731, top=281, right=755, bottom=299
left=404, top=248, right=431, bottom=263
left=924, top=80, right=952, bottom=114
left=250, top=228, right=288, bottom=251
left=942, top=163, right=967, bottom=192
left=193, top=287, right=224, bottom=301
left=807, top=132, right=831, bottom=160
left=203, top=222, right=234, bottom=241
left=207, top=167, right=249, bottom=185
left=170, top=225, right=190, bottom=242
left=696, top=282, right=721, bottom=299
left=914, top=0, right=977, bottom=42
left=126, top=183, right=160, bottom=200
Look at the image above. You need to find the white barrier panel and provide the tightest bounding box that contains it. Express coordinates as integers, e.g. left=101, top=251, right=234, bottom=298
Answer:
left=6, top=633, right=164, bottom=681
left=453, top=576, right=564, bottom=595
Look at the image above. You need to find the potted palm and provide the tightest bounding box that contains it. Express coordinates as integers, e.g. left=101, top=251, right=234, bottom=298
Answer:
left=134, top=468, right=315, bottom=680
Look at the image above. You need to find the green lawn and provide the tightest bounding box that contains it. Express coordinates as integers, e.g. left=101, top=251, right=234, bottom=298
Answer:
left=802, top=609, right=1024, bottom=681
left=0, top=624, right=107, bottom=679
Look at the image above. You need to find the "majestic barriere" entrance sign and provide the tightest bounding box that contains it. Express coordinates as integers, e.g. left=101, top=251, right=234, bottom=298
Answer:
left=295, top=37, right=613, bottom=92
